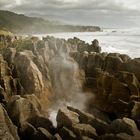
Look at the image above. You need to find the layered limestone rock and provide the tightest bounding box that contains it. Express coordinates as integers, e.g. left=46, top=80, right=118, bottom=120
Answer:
left=56, top=106, right=140, bottom=140
left=6, top=95, right=42, bottom=126
left=0, top=104, right=20, bottom=140
left=0, top=53, right=23, bottom=103
left=57, top=108, right=79, bottom=128
left=90, top=71, right=140, bottom=113
left=0, top=36, right=139, bottom=140
left=87, top=39, right=101, bottom=53
left=16, top=51, right=43, bottom=93
left=3, top=47, right=52, bottom=115
left=122, top=58, right=140, bottom=82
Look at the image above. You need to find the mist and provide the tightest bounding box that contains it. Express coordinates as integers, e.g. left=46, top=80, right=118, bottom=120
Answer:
left=45, top=37, right=87, bottom=126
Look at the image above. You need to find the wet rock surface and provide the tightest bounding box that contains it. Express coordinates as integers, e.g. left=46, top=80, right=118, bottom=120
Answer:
left=0, top=36, right=140, bottom=139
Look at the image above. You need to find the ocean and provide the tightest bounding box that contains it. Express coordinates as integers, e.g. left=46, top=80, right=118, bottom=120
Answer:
left=36, top=28, right=140, bottom=58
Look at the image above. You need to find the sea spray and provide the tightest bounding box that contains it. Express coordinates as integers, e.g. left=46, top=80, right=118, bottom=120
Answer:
left=46, top=38, right=86, bottom=125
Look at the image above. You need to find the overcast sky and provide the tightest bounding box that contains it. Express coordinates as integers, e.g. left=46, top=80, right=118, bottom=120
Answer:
left=1, top=0, right=140, bottom=28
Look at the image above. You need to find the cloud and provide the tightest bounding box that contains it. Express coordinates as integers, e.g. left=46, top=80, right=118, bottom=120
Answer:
left=0, top=0, right=16, bottom=8
left=0, top=0, right=140, bottom=27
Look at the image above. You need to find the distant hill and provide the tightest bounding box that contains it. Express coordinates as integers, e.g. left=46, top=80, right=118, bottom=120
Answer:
left=0, top=10, right=101, bottom=34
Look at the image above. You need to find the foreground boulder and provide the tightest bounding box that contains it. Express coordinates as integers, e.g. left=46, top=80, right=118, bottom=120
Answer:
left=7, top=95, right=42, bottom=127
left=27, top=115, right=55, bottom=134
left=0, top=104, right=20, bottom=140
left=67, top=106, right=109, bottom=135
left=54, top=133, right=63, bottom=140
left=131, top=101, right=140, bottom=120
left=59, top=127, right=77, bottom=140
left=57, top=108, right=79, bottom=128
left=57, top=107, right=98, bottom=139
left=109, top=117, right=140, bottom=135
left=19, top=122, right=37, bottom=140
left=72, top=123, right=97, bottom=139
left=36, top=127, right=54, bottom=140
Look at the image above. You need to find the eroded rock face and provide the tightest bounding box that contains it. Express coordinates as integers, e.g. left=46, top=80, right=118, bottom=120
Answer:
left=56, top=106, right=140, bottom=140
left=3, top=47, right=17, bottom=65
left=67, top=106, right=109, bottom=135
left=56, top=107, right=98, bottom=139
left=59, top=127, right=77, bottom=140
left=19, top=122, right=37, bottom=140
left=104, top=55, right=123, bottom=75
left=37, top=127, right=54, bottom=140
left=109, top=117, right=140, bottom=135
left=72, top=123, right=97, bottom=139
left=57, top=108, right=79, bottom=128
left=131, top=101, right=140, bottom=120
left=3, top=48, right=52, bottom=115
left=0, top=37, right=140, bottom=140
left=86, top=53, right=104, bottom=77
left=14, top=51, right=44, bottom=95
left=87, top=39, right=101, bottom=53
left=116, top=71, right=140, bottom=95
left=7, top=95, right=42, bottom=127
left=88, top=70, right=140, bottom=113
left=27, top=115, right=55, bottom=134
left=0, top=53, right=23, bottom=103
left=122, top=58, right=140, bottom=82
left=54, top=133, right=63, bottom=140
left=0, top=104, right=20, bottom=140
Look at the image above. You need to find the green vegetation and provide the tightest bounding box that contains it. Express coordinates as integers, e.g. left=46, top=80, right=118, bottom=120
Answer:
left=0, top=30, right=13, bottom=35
left=0, top=36, right=34, bottom=52
left=0, top=42, right=6, bottom=51
left=0, top=28, right=13, bottom=35
left=13, top=39, right=34, bottom=51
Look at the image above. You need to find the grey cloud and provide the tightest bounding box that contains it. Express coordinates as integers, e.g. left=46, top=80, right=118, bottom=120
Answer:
left=0, top=0, right=16, bottom=8
left=0, top=0, right=140, bottom=27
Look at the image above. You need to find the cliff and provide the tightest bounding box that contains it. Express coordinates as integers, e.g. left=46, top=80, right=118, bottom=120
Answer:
left=0, top=35, right=140, bottom=140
